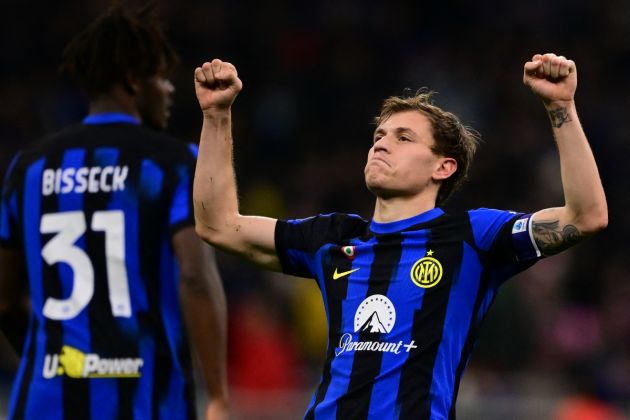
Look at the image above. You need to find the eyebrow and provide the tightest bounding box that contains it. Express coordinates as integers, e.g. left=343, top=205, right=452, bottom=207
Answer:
left=373, top=126, right=418, bottom=137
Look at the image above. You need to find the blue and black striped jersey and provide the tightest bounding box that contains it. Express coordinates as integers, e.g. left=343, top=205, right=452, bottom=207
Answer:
left=275, top=207, right=542, bottom=419
left=0, top=113, right=198, bottom=419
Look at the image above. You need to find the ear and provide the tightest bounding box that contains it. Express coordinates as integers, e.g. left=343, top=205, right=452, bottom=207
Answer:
left=123, top=74, right=141, bottom=96
left=433, top=157, right=457, bottom=181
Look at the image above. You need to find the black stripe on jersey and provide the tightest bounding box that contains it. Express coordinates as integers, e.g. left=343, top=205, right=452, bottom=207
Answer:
left=39, top=152, right=64, bottom=358
left=52, top=151, right=92, bottom=420
left=336, top=232, right=403, bottom=419
left=396, top=214, right=466, bottom=419
left=12, top=317, right=38, bottom=420
left=82, top=147, right=138, bottom=419
left=304, top=243, right=354, bottom=420
left=446, top=215, right=490, bottom=420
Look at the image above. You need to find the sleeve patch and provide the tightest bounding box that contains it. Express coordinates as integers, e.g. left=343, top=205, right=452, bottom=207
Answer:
left=512, top=214, right=542, bottom=261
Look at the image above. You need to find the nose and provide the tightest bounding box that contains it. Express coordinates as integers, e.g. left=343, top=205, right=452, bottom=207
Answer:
left=373, top=135, right=390, bottom=153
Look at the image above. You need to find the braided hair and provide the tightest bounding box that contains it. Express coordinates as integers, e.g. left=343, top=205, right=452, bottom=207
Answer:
left=60, top=2, right=178, bottom=97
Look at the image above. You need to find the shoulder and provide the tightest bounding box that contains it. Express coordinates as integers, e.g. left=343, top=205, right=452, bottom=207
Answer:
left=289, top=212, right=367, bottom=234
left=467, top=207, right=521, bottom=225
left=278, top=212, right=368, bottom=249
left=139, top=129, right=197, bottom=164
left=466, top=207, right=523, bottom=251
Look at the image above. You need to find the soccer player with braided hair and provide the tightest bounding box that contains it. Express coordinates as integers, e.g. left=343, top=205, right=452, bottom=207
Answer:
left=0, top=4, right=228, bottom=419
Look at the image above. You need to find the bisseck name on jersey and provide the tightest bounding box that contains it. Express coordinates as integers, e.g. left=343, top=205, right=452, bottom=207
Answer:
left=42, top=166, right=129, bottom=196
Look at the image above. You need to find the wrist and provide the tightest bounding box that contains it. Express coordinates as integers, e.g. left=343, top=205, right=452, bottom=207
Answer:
left=545, top=101, right=577, bottom=129
left=543, top=98, right=575, bottom=111
left=202, top=107, right=232, bottom=120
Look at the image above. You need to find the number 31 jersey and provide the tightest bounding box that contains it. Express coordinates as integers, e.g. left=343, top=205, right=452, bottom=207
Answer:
left=0, top=114, right=198, bottom=420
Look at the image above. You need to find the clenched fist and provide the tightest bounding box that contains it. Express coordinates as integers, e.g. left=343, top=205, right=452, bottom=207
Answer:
left=195, top=59, right=243, bottom=115
left=523, top=53, right=576, bottom=107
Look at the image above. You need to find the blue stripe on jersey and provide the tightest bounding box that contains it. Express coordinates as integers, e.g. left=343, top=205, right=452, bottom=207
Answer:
left=370, top=208, right=443, bottom=234
left=21, top=158, right=64, bottom=419
left=23, top=157, right=45, bottom=332
left=169, top=164, right=191, bottom=227
left=82, top=112, right=140, bottom=125
left=90, top=382, right=118, bottom=420
left=367, top=229, right=429, bottom=419
left=3, top=151, right=21, bottom=182
left=0, top=152, right=21, bottom=243
left=57, top=149, right=90, bottom=352
left=133, top=160, right=164, bottom=313
left=131, top=160, right=164, bottom=415
left=428, top=242, right=481, bottom=417
left=8, top=317, right=35, bottom=418
left=140, top=159, right=164, bottom=200
left=468, top=208, right=518, bottom=251
left=135, top=334, right=155, bottom=416
left=187, top=143, right=199, bottom=158
left=0, top=191, right=17, bottom=242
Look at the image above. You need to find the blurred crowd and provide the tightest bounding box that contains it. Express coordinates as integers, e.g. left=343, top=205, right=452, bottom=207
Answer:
left=1, top=0, right=629, bottom=418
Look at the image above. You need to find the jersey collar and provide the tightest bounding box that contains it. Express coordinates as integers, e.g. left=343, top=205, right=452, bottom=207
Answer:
left=82, top=112, right=141, bottom=126
left=370, top=207, right=444, bottom=234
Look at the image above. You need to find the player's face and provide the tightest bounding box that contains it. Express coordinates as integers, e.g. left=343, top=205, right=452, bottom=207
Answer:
left=365, top=111, right=444, bottom=198
left=136, top=74, right=174, bottom=130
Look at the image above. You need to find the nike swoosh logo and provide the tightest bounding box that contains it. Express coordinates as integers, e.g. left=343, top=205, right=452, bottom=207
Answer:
left=333, top=267, right=360, bottom=280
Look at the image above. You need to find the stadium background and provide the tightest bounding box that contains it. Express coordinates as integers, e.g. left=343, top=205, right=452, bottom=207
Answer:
left=1, top=0, right=628, bottom=418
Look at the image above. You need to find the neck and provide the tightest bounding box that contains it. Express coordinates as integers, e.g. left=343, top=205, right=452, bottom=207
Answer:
left=88, top=87, right=140, bottom=121
left=372, top=192, right=437, bottom=223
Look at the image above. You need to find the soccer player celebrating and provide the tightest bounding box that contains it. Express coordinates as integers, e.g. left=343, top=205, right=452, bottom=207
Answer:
left=0, top=5, right=228, bottom=420
left=192, top=53, right=606, bottom=418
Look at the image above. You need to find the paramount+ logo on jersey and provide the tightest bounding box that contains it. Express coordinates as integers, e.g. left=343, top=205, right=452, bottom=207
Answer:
left=335, top=294, right=418, bottom=357
left=42, top=345, right=143, bottom=379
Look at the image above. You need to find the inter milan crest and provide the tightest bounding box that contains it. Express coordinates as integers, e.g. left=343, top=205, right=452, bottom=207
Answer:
left=341, top=245, right=356, bottom=260
left=410, top=249, right=443, bottom=288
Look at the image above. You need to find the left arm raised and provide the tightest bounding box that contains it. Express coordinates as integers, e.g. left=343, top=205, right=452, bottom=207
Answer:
left=524, top=53, right=607, bottom=255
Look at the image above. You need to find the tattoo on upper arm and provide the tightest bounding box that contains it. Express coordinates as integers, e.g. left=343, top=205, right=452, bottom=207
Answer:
left=532, top=219, right=581, bottom=255
left=548, top=107, right=572, bottom=128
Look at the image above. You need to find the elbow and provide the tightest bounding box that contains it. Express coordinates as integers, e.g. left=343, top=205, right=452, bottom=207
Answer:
left=579, top=206, right=608, bottom=235
left=194, top=221, right=220, bottom=245
left=590, top=212, right=608, bottom=233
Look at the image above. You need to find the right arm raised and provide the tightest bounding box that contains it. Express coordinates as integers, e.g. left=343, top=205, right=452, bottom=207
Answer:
left=193, top=59, right=281, bottom=271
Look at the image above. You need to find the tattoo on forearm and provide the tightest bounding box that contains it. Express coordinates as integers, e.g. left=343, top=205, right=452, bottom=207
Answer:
left=548, top=107, right=572, bottom=128
left=532, top=219, right=581, bottom=255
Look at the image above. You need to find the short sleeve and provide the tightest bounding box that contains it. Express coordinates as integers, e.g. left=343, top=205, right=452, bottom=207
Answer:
left=0, top=153, right=22, bottom=248
left=274, top=213, right=367, bottom=278
left=168, top=144, right=197, bottom=234
left=469, top=208, right=542, bottom=266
